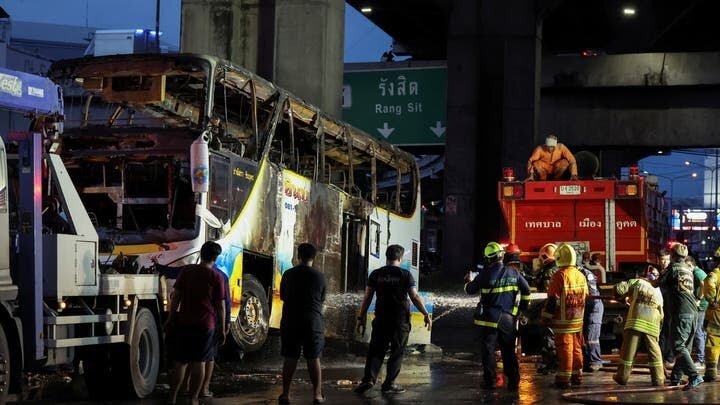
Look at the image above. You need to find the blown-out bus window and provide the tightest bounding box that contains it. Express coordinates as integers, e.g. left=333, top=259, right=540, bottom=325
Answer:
left=209, top=155, right=230, bottom=235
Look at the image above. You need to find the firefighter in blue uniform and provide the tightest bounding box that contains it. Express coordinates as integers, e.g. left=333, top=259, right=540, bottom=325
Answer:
left=464, top=242, right=532, bottom=389
left=580, top=255, right=604, bottom=371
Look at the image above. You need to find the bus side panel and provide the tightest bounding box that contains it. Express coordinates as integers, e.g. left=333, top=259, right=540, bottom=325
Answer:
left=269, top=170, right=343, bottom=329
left=216, top=161, right=279, bottom=320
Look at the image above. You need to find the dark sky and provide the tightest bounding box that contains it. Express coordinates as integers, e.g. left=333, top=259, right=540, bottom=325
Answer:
left=0, top=0, right=390, bottom=62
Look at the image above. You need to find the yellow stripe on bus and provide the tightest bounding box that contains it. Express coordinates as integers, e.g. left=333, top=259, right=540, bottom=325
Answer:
left=111, top=244, right=163, bottom=255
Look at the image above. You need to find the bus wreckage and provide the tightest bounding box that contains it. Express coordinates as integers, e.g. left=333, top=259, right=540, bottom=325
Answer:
left=49, top=54, right=424, bottom=355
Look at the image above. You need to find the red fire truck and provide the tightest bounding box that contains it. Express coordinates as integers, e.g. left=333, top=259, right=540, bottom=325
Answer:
left=498, top=168, right=669, bottom=278
left=498, top=167, right=670, bottom=349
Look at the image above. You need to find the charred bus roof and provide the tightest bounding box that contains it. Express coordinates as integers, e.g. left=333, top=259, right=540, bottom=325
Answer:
left=49, top=53, right=417, bottom=173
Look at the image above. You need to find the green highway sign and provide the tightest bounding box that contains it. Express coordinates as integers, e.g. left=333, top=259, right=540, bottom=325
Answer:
left=342, top=65, right=447, bottom=145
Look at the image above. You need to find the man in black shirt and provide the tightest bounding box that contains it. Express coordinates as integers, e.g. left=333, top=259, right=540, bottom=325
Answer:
left=279, top=243, right=327, bottom=404
left=355, top=244, right=432, bottom=395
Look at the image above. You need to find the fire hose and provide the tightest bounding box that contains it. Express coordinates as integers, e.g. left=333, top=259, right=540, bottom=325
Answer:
left=561, top=385, right=684, bottom=404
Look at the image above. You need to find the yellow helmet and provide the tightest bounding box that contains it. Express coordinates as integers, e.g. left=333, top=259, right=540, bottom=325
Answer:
left=539, top=243, right=557, bottom=265
left=555, top=243, right=577, bottom=267
left=671, top=242, right=688, bottom=258
left=484, top=242, right=505, bottom=261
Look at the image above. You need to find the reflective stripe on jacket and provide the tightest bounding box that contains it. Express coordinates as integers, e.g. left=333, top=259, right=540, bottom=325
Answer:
left=542, top=266, right=588, bottom=334
left=622, top=278, right=663, bottom=337
left=465, top=261, right=532, bottom=328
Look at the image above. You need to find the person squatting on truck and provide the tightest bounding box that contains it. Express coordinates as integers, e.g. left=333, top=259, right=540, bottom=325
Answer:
left=527, top=134, right=578, bottom=181
left=657, top=243, right=703, bottom=390
left=579, top=261, right=604, bottom=372
left=703, top=261, right=720, bottom=381
left=464, top=242, right=532, bottom=389
left=612, top=277, right=665, bottom=386
left=542, top=244, right=588, bottom=389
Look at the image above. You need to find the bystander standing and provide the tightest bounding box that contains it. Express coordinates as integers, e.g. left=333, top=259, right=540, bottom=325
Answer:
left=278, top=243, right=327, bottom=404
left=354, top=245, right=431, bottom=396
left=166, top=241, right=227, bottom=405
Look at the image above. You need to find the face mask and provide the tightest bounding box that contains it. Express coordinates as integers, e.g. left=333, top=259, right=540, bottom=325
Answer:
left=647, top=273, right=657, bottom=281
left=545, top=137, right=557, bottom=147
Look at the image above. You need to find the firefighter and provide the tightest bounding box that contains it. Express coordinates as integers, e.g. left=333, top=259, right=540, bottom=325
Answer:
left=536, top=243, right=559, bottom=293
left=527, top=135, right=578, bottom=181
left=703, top=261, right=720, bottom=381
left=612, top=278, right=665, bottom=386
left=536, top=243, right=560, bottom=374
left=464, top=242, right=532, bottom=390
left=505, top=243, right=532, bottom=283
left=579, top=259, right=604, bottom=372
left=657, top=243, right=703, bottom=390
left=542, top=243, right=588, bottom=388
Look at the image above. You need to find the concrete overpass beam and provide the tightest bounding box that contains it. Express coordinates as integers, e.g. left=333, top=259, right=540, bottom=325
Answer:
left=543, top=52, right=720, bottom=89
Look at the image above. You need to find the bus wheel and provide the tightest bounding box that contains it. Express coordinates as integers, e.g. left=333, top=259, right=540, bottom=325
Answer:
left=232, top=274, right=269, bottom=352
left=126, top=307, right=161, bottom=398
left=0, top=326, right=10, bottom=403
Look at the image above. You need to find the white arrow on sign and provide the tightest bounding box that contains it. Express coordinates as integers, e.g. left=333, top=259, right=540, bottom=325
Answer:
left=429, top=121, right=446, bottom=137
left=377, top=122, right=395, bottom=138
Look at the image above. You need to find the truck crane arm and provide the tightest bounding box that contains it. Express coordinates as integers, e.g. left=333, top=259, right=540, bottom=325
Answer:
left=0, top=67, right=63, bottom=120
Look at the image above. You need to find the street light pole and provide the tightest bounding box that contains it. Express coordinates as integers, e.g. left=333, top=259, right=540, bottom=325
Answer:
left=642, top=170, right=697, bottom=220
left=685, top=158, right=720, bottom=234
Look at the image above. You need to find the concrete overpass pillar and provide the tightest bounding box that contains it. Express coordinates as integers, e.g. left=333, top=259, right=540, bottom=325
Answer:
left=181, top=0, right=344, bottom=117
left=273, top=0, right=345, bottom=117
left=444, top=0, right=542, bottom=275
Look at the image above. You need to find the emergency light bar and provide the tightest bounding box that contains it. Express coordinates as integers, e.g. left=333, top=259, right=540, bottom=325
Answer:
left=501, top=182, right=524, bottom=200
left=614, top=182, right=640, bottom=198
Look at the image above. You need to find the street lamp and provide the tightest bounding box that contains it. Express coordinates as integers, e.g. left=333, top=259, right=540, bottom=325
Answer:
left=641, top=170, right=698, bottom=213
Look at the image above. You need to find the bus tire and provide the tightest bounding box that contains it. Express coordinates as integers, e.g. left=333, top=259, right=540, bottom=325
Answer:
left=232, top=274, right=269, bottom=352
left=0, top=326, right=10, bottom=404
left=126, top=307, right=161, bottom=398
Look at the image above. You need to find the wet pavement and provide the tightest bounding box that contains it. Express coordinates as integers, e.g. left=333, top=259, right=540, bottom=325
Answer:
left=10, top=296, right=720, bottom=404
left=17, top=356, right=720, bottom=405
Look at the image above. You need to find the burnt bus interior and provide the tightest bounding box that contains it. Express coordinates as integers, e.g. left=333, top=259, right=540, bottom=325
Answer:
left=50, top=55, right=418, bottom=253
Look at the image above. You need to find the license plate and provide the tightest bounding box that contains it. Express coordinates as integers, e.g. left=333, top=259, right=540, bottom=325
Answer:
left=559, top=185, right=581, bottom=195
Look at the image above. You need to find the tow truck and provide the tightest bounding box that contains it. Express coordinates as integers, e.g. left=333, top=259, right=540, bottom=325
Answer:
left=0, top=67, right=163, bottom=400
left=498, top=164, right=669, bottom=349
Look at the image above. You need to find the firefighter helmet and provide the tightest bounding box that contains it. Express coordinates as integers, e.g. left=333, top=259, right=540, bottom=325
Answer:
left=484, top=242, right=505, bottom=261
left=555, top=243, right=577, bottom=267
left=539, top=243, right=557, bottom=265
left=671, top=242, right=688, bottom=258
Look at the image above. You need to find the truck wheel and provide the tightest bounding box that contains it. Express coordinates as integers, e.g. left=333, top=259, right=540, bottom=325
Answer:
left=231, top=275, right=269, bottom=352
left=0, top=326, right=10, bottom=403
left=126, top=307, right=160, bottom=398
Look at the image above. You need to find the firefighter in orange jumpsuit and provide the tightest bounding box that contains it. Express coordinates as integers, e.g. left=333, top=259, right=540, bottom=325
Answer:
left=542, top=243, right=588, bottom=388
left=527, top=135, right=578, bottom=180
